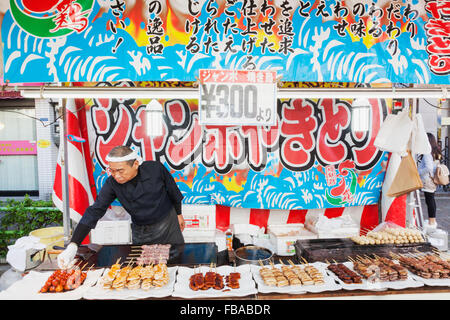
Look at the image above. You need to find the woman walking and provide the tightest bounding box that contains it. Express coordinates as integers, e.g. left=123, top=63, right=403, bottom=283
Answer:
left=418, top=133, right=441, bottom=230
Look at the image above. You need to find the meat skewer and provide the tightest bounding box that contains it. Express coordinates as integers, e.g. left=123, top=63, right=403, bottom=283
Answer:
left=327, top=260, right=362, bottom=284
left=392, top=251, right=450, bottom=279
left=39, top=264, right=89, bottom=293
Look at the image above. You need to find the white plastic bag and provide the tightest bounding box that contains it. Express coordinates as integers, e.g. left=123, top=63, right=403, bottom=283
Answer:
left=411, top=113, right=431, bottom=156
left=374, top=108, right=413, bottom=154
left=6, top=236, right=46, bottom=272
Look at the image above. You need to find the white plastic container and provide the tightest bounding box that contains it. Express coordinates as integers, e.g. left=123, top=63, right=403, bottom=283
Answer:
left=182, top=229, right=216, bottom=243
left=90, top=220, right=132, bottom=245
left=427, top=229, right=448, bottom=252
left=267, top=224, right=317, bottom=256
left=305, top=213, right=359, bottom=239
left=181, top=204, right=216, bottom=243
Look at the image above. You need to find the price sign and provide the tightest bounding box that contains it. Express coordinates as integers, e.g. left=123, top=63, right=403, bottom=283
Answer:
left=199, top=69, right=277, bottom=126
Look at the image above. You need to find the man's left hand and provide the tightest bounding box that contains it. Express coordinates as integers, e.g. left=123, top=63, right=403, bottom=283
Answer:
left=178, top=214, right=185, bottom=232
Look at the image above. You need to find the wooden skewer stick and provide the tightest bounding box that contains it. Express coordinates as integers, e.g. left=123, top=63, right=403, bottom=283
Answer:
left=80, top=261, right=89, bottom=271
left=126, top=258, right=134, bottom=268
left=301, top=257, right=309, bottom=265
left=269, top=260, right=275, bottom=268
left=128, top=253, right=141, bottom=257
left=389, top=251, right=399, bottom=259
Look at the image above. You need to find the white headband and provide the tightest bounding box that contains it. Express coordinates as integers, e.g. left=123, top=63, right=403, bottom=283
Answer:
left=106, top=150, right=142, bottom=163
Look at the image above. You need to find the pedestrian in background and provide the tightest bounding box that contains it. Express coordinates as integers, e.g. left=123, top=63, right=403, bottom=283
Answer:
left=418, top=133, right=441, bottom=230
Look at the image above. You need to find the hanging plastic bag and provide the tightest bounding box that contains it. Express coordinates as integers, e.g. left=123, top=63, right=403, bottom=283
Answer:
left=374, top=108, right=413, bottom=154
left=411, top=113, right=431, bottom=156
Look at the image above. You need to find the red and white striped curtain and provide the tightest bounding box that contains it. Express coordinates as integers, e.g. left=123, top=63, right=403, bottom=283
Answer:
left=52, top=99, right=96, bottom=244
left=214, top=204, right=380, bottom=234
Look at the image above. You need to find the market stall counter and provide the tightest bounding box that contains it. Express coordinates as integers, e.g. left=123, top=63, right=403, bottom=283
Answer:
left=0, top=241, right=449, bottom=300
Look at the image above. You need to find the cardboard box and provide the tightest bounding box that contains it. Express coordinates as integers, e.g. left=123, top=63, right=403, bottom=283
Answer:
left=182, top=204, right=216, bottom=230
left=268, top=224, right=317, bottom=256
left=90, top=220, right=132, bottom=245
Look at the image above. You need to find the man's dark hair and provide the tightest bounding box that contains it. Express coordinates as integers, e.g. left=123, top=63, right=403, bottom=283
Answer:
left=107, top=146, right=137, bottom=167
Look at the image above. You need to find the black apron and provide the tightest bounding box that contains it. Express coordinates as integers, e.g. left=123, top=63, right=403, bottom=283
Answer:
left=131, top=207, right=184, bottom=245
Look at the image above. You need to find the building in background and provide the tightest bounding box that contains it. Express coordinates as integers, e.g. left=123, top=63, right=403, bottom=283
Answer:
left=0, top=97, right=59, bottom=200
left=418, top=97, right=450, bottom=171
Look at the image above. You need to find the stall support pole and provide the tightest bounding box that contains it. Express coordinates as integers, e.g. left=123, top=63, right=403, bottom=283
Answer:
left=60, top=98, right=72, bottom=245
left=407, top=98, right=425, bottom=230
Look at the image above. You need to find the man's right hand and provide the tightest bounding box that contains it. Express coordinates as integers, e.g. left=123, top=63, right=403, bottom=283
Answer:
left=57, top=243, right=78, bottom=269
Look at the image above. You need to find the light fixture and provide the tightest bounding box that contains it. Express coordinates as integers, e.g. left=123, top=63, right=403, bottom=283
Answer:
left=0, top=121, right=4, bottom=130
left=351, top=97, right=371, bottom=132
left=146, top=99, right=163, bottom=137
left=17, top=86, right=450, bottom=99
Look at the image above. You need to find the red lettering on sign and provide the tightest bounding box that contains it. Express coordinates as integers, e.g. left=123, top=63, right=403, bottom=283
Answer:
left=429, top=55, right=450, bottom=74
left=92, top=106, right=110, bottom=134
left=95, top=105, right=133, bottom=167
left=89, top=91, right=386, bottom=175
left=425, top=1, right=450, bottom=18
left=316, top=99, right=350, bottom=165
left=427, top=37, right=450, bottom=55
left=241, top=126, right=265, bottom=169
left=165, top=114, right=203, bottom=168
left=166, top=100, right=186, bottom=126
left=425, top=19, right=450, bottom=37
left=280, top=99, right=317, bottom=169
left=425, top=0, right=450, bottom=75
left=203, top=126, right=243, bottom=173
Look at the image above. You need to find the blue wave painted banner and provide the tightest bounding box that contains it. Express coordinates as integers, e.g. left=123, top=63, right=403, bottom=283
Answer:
left=1, top=0, right=449, bottom=84
left=81, top=89, right=389, bottom=210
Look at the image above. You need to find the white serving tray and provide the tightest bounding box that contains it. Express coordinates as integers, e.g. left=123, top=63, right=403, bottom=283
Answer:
left=406, top=271, right=450, bottom=287
left=325, top=261, right=424, bottom=291
left=83, top=266, right=178, bottom=300
left=171, top=264, right=257, bottom=299
left=250, top=262, right=342, bottom=294
left=0, top=269, right=104, bottom=300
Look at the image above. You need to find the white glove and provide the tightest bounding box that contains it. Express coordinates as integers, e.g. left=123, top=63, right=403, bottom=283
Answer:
left=57, top=243, right=78, bottom=269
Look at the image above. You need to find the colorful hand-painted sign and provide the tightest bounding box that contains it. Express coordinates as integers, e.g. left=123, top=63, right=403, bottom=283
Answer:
left=1, top=0, right=449, bottom=84
left=9, top=0, right=95, bottom=38
left=81, top=83, right=389, bottom=210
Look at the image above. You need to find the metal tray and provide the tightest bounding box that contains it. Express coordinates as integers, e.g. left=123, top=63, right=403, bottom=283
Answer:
left=234, top=245, right=273, bottom=266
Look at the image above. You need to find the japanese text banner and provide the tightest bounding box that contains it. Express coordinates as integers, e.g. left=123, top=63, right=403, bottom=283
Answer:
left=1, top=0, right=449, bottom=84
left=84, top=86, right=389, bottom=210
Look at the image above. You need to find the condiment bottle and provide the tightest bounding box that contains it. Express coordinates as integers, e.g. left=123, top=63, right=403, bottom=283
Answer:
left=225, top=228, right=233, bottom=251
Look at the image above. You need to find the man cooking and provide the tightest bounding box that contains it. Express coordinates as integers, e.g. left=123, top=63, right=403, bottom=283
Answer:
left=57, top=145, right=185, bottom=269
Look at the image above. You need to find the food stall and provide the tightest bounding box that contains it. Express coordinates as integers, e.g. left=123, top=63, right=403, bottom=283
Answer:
left=0, top=0, right=449, bottom=302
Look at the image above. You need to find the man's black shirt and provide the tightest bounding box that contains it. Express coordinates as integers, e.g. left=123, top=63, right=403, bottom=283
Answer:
left=71, top=161, right=184, bottom=245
